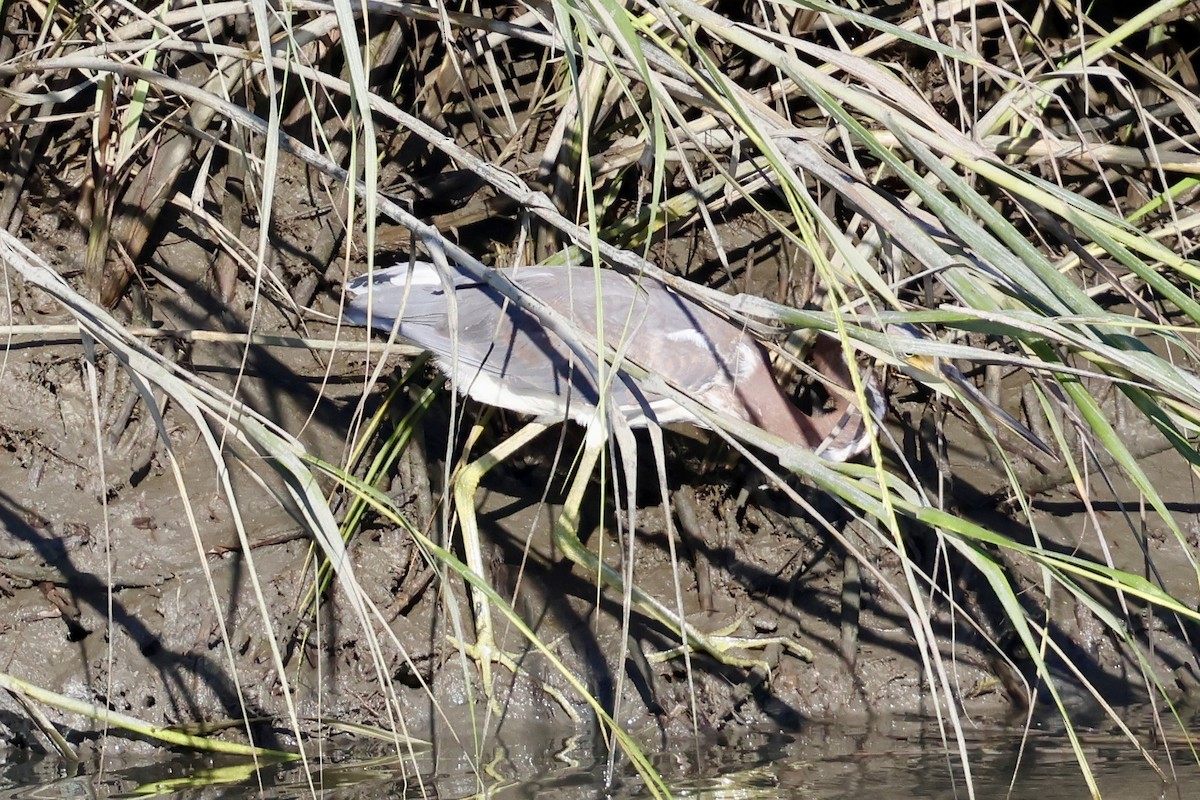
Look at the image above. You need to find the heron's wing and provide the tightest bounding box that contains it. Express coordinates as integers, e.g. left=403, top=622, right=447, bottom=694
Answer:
left=524, top=271, right=778, bottom=426
left=343, top=263, right=759, bottom=420
left=628, top=281, right=767, bottom=400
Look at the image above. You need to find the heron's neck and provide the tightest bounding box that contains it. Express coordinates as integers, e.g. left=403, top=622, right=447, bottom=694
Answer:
left=737, top=366, right=831, bottom=449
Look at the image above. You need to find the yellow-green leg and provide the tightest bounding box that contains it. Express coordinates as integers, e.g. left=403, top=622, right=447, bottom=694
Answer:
left=452, top=420, right=552, bottom=695
left=453, top=419, right=811, bottom=696
left=551, top=435, right=813, bottom=672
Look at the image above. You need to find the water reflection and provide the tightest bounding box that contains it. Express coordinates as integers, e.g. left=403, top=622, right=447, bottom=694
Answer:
left=0, top=708, right=1195, bottom=798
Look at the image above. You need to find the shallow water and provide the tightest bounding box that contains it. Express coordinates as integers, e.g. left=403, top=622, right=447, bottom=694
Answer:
left=2, top=708, right=1197, bottom=799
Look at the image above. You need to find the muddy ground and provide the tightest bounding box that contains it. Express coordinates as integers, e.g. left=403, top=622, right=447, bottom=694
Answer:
left=0, top=168, right=1197, bottom=761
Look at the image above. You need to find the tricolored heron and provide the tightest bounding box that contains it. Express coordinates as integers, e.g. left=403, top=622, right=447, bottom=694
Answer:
left=344, top=260, right=882, bottom=689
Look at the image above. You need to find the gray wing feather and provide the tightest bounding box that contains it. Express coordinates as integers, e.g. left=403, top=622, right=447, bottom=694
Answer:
left=343, top=262, right=766, bottom=421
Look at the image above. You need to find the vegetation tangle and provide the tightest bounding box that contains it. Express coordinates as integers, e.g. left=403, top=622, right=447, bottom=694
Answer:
left=1, top=0, right=1199, bottom=797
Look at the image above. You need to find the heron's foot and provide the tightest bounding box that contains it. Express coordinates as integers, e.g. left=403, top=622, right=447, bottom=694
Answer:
left=446, top=632, right=521, bottom=701
left=446, top=634, right=581, bottom=722
left=646, top=617, right=814, bottom=675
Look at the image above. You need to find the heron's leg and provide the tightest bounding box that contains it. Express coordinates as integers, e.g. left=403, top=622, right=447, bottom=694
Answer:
left=452, top=420, right=552, bottom=695
left=551, top=435, right=813, bottom=674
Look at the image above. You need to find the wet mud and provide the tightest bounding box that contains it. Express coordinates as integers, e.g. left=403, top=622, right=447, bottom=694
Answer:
left=0, top=173, right=1195, bottom=759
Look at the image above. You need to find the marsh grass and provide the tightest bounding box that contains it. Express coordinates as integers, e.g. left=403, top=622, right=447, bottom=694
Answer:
left=1, top=0, right=1199, bottom=796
